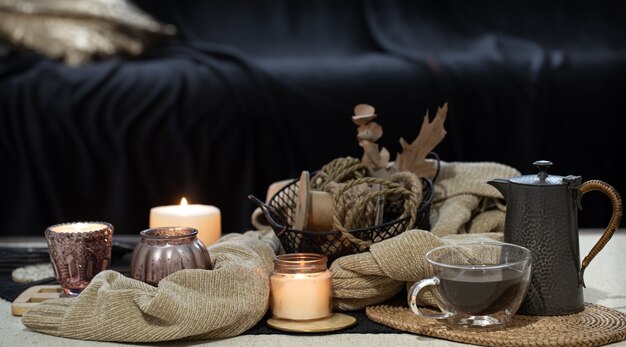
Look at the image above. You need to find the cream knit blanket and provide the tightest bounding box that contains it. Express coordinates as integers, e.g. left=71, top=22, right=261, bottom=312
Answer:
left=22, top=231, right=279, bottom=342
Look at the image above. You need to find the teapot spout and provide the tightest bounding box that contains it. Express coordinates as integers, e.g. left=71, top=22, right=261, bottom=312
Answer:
left=488, top=179, right=510, bottom=200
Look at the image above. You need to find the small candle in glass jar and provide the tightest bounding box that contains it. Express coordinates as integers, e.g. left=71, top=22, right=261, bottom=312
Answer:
left=270, top=253, right=332, bottom=321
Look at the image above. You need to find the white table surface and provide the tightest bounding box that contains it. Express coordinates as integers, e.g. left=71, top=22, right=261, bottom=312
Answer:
left=1, top=229, right=625, bottom=347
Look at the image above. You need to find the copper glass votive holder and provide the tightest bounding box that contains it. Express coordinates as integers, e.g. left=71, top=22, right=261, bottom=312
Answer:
left=130, top=226, right=212, bottom=286
left=45, top=221, right=114, bottom=297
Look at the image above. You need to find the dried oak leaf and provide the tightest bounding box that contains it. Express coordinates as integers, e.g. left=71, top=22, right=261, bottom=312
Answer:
left=352, top=104, right=376, bottom=124
left=395, top=102, right=447, bottom=178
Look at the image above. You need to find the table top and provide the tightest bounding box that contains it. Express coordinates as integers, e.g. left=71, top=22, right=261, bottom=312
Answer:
left=1, top=229, right=625, bottom=346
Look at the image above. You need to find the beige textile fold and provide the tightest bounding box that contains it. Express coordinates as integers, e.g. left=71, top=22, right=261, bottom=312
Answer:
left=331, top=230, right=503, bottom=311
left=22, top=231, right=279, bottom=342
left=331, top=161, right=519, bottom=310
left=429, top=161, right=519, bottom=236
left=0, top=0, right=175, bottom=65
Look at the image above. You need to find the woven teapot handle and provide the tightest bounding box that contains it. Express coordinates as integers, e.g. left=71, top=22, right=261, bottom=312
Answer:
left=578, top=180, right=622, bottom=287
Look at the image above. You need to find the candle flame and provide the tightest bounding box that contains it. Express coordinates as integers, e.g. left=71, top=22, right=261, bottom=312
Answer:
left=180, top=197, right=188, bottom=206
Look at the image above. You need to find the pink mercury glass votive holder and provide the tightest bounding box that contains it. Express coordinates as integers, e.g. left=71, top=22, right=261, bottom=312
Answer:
left=45, top=221, right=114, bottom=297
left=130, top=226, right=212, bottom=286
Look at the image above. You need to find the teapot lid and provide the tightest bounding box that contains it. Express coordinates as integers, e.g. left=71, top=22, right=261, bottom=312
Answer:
left=509, top=160, right=566, bottom=186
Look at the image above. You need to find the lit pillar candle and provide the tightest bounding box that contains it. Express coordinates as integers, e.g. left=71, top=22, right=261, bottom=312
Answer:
left=270, top=253, right=332, bottom=320
left=149, top=198, right=221, bottom=247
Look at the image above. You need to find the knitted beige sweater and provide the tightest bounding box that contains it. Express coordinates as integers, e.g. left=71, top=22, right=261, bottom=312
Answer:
left=22, top=231, right=279, bottom=342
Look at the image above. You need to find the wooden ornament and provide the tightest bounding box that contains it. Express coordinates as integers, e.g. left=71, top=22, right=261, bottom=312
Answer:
left=294, top=171, right=334, bottom=231
left=267, top=313, right=357, bottom=333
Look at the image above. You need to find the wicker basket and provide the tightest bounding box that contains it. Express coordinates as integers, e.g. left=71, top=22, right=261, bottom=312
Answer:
left=252, top=173, right=435, bottom=264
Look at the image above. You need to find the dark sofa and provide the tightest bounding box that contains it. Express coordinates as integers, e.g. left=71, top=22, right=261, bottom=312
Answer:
left=1, top=0, right=624, bottom=237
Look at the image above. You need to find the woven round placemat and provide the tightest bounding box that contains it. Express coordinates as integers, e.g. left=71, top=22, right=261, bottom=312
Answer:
left=366, top=303, right=626, bottom=347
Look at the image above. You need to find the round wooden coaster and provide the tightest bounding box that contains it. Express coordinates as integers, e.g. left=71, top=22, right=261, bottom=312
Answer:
left=11, top=263, right=54, bottom=283
left=267, top=313, right=357, bottom=333
left=366, top=303, right=626, bottom=347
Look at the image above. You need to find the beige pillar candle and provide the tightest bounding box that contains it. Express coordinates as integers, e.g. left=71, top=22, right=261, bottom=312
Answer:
left=149, top=198, right=221, bottom=247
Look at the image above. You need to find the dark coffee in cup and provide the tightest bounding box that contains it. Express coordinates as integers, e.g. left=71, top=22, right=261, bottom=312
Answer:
left=438, top=268, right=528, bottom=315
left=408, top=242, right=532, bottom=328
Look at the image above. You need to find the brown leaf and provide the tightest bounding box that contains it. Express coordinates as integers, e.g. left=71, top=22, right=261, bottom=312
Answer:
left=354, top=103, right=375, bottom=116
left=352, top=114, right=377, bottom=125
left=352, top=104, right=377, bottom=125
left=357, top=122, right=383, bottom=142
left=395, top=102, right=447, bottom=178
left=360, top=141, right=390, bottom=169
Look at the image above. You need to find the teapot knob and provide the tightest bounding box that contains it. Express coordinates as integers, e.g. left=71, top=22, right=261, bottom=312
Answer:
left=533, top=160, right=553, bottom=180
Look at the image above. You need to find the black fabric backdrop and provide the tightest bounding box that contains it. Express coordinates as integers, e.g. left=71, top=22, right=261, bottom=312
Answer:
left=1, top=0, right=625, bottom=237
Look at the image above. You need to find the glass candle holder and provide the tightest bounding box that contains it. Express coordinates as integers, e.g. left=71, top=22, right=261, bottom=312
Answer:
left=130, top=226, right=212, bottom=286
left=45, top=221, right=113, bottom=297
left=270, top=253, right=332, bottom=321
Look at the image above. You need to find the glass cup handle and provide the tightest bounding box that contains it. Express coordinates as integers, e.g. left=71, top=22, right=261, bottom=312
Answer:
left=407, top=277, right=450, bottom=319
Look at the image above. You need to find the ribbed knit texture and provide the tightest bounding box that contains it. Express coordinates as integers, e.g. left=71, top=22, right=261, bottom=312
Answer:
left=331, top=161, right=518, bottom=310
left=331, top=230, right=504, bottom=310
left=22, top=230, right=279, bottom=342
left=429, top=161, right=520, bottom=236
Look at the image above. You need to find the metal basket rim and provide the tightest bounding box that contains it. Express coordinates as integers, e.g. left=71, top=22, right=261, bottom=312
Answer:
left=265, top=175, right=434, bottom=236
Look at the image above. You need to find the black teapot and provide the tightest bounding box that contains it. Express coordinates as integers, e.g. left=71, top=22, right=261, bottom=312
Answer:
left=488, top=160, right=622, bottom=316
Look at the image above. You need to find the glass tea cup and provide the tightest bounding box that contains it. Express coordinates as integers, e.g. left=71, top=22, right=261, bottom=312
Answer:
left=408, top=241, right=532, bottom=328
